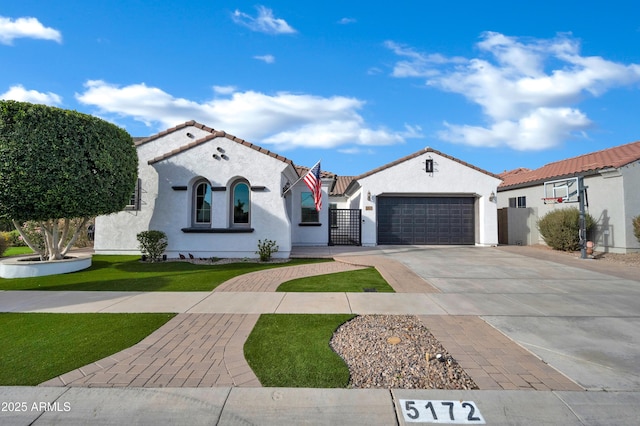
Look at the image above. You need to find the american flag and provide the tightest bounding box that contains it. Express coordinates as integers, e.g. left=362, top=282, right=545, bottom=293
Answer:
left=303, top=161, right=322, bottom=211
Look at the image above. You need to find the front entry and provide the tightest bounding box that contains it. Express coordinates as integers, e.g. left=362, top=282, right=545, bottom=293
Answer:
left=328, top=209, right=362, bottom=246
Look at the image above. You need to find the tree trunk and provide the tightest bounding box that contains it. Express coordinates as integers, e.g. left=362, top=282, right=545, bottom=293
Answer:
left=12, top=217, right=89, bottom=261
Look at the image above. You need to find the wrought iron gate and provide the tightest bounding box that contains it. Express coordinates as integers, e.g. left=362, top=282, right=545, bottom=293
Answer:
left=328, top=209, right=361, bottom=246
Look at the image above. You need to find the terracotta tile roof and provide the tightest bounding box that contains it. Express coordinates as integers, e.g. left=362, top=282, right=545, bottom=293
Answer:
left=294, top=165, right=354, bottom=196
left=332, top=175, right=356, bottom=196
left=355, top=147, right=501, bottom=180
left=144, top=121, right=296, bottom=168
left=499, top=140, right=640, bottom=189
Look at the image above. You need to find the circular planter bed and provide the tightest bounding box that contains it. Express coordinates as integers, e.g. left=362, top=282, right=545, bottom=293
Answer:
left=0, top=254, right=92, bottom=278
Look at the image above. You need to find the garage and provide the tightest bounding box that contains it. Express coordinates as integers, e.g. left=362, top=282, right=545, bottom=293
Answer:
left=377, top=196, right=475, bottom=245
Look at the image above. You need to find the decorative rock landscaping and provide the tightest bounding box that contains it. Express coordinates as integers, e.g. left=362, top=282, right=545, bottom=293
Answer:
left=330, top=315, right=478, bottom=390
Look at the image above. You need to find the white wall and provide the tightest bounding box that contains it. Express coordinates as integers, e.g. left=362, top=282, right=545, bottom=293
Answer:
left=353, top=150, right=501, bottom=246
left=289, top=179, right=331, bottom=246
left=622, top=161, right=640, bottom=252
left=95, top=125, right=295, bottom=258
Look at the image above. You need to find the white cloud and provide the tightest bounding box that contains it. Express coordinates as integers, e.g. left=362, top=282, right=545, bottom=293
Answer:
left=75, top=80, right=420, bottom=149
left=213, top=85, right=237, bottom=95
left=338, top=18, right=357, bottom=25
left=254, top=54, right=275, bottom=64
left=384, top=40, right=466, bottom=78
left=231, top=6, right=296, bottom=35
left=387, top=32, right=640, bottom=150
left=1, top=84, right=62, bottom=105
left=0, top=16, right=62, bottom=45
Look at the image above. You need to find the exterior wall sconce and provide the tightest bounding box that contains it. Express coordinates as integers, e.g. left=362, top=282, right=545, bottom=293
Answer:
left=367, top=191, right=372, bottom=201
left=489, top=191, right=496, bottom=202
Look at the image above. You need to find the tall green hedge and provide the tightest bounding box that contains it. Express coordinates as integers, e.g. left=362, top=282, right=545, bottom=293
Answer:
left=0, top=101, right=138, bottom=260
left=0, top=101, right=138, bottom=221
left=537, top=207, right=595, bottom=251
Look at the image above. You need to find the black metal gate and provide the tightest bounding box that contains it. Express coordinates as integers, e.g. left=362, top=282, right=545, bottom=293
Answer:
left=328, top=209, right=361, bottom=246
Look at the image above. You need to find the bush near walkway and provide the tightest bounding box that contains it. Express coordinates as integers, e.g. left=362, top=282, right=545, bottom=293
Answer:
left=538, top=207, right=595, bottom=251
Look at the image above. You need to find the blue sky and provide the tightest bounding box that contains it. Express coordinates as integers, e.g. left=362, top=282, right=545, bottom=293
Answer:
left=2, top=1, right=640, bottom=177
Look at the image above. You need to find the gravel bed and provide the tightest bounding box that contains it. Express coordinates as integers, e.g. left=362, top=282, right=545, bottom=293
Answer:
left=330, top=315, right=478, bottom=390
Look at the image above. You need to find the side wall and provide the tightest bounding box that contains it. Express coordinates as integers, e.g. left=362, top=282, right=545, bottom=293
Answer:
left=622, top=161, right=640, bottom=253
left=498, top=171, right=634, bottom=253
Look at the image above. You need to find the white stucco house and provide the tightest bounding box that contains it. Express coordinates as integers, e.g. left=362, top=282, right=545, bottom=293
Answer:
left=95, top=121, right=501, bottom=258
left=497, top=140, right=640, bottom=253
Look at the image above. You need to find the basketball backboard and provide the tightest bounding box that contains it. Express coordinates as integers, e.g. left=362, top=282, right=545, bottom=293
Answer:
left=543, top=177, right=579, bottom=203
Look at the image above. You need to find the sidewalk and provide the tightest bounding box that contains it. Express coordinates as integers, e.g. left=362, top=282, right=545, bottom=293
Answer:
left=2, top=245, right=640, bottom=425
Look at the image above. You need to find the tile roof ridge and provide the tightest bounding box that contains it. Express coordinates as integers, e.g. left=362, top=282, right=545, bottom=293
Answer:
left=146, top=123, right=296, bottom=167
left=356, top=146, right=501, bottom=180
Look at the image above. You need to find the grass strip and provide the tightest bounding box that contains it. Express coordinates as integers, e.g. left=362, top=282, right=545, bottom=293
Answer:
left=0, top=312, right=175, bottom=385
left=1, top=247, right=33, bottom=257
left=276, top=267, right=394, bottom=292
left=0, top=255, right=328, bottom=292
left=244, top=314, right=355, bottom=388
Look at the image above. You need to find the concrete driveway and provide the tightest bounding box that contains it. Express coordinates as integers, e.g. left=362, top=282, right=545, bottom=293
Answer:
left=378, top=245, right=640, bottom=391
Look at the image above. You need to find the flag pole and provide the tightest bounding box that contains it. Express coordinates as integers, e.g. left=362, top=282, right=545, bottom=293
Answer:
left=282, top=160, right=321, bottom=196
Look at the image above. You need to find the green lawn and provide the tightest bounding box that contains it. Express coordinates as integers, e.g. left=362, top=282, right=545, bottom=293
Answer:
left=0, top=255, right=327, bottom=292
left=1, top=246, right=33, bottom=257
left=244, top=314, right=354, bottom=388
left=0, top=313, right=175, bottom=385
left=276, top=267, right=394, bottom=292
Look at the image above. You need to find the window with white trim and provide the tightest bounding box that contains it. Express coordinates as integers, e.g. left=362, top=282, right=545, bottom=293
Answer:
left=125, top=178, right=141, bottom=210
left=508, top=196, right=526, bottom=208
left=301, top=191, right=319, bottom=223
left=193, top=180, right=212, bottom=226
left=231, top=180, right=250, bottom=227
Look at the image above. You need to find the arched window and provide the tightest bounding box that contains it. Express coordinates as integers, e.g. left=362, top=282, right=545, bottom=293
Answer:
left=231, top=180, right=250, bottom=226
left=193, top=180, right=212, bottom=226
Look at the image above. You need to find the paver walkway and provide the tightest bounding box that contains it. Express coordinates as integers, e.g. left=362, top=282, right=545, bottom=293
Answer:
left=420, top=316, right=581, bottom=391
left=40, top=253, right=581, bottom=391
left=214, top=261, right=364, bottom=292
left=41, top=314, right=260, bottom=388
left=336, top=255, right=440, bottom=293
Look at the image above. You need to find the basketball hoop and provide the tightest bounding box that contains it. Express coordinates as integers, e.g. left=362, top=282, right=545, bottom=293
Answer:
left=542, top=197, right=564, bottom=204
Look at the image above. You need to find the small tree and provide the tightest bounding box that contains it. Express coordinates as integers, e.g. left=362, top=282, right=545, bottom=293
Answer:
left=633, top=215, right=640, bottom=244
left=0, top=101, right=138, bottom=261
left=537, top=207, right=595, bottom=251
left=136, top=230, right=168, bottom=262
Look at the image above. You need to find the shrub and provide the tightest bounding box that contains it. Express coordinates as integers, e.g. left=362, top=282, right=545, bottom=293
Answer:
left=256, top=239, right=279, bottom=261
left=537, top=207, right=595, bottom=251
left=633, top=215, right=640, bottom=244
left=5, top=230, right=25, bottom=246
left=0, top=233, right=7, bottom=256
left=136, top=230, right=168, bottom=262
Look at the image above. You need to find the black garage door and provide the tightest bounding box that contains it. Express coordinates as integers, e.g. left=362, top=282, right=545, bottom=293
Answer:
left=377, top=196, right=475, bottom=245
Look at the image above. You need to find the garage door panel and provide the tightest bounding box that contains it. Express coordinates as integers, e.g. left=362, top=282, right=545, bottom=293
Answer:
left=377, top=196, right=475, bottom=245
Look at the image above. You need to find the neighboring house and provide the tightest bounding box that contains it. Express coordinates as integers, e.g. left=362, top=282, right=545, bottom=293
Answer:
left=95, top=121, right=501, bottom=258
left=497, top=140, right=640, bottom=253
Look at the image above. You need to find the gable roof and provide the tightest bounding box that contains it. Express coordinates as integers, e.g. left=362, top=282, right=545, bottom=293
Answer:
left=355, top=147, right=500, bottom=180
left=499, top=140, right=640, bottom=190
left=143, top=120, right=296, bottom=168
